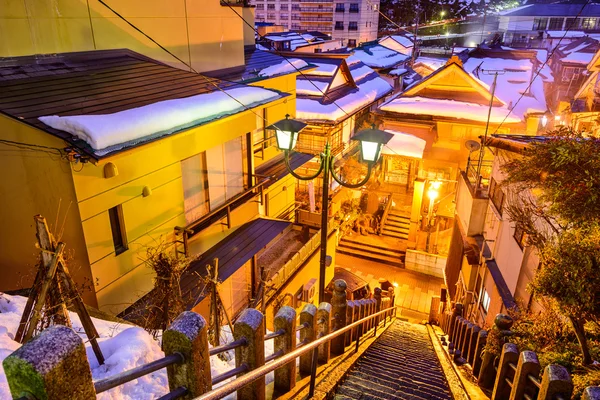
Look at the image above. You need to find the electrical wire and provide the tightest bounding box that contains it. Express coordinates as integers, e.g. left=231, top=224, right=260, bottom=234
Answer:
left=365, top=0, right=404, bottom=32
left=489, top=0, right=592, bottom=136
left=0, top=139, right=63, bottom=156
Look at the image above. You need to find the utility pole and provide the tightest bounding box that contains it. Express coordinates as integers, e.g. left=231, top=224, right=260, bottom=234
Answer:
left=411, top=0, right=421, bottom=67
left=479, top=5, right=487, bottom=46
left=476, top=69, right=505, bottom=179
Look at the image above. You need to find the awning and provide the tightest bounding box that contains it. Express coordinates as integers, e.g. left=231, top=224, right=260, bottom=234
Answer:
left=485, top=259, right=517, bottom=310
left=381, top=130, right=427, bottom=159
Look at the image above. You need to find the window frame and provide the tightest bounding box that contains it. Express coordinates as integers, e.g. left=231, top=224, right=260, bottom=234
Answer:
left=513, top=225, right=527, bottom=250
left=489, top=177, right=505, bottom=216
left=108, top=205, right=128, bottom=255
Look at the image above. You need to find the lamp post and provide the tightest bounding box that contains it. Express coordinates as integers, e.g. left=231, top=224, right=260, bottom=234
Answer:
left=267, top=115, right=393, bottom=304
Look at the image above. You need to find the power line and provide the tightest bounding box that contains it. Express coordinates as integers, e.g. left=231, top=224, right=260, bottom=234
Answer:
left=489, top=0, right=592, bottom=136
left=0, top=139, right=63, bottom=156
left=365, top=0, right=404, bottom=32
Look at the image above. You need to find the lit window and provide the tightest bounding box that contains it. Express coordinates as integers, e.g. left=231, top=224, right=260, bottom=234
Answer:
left=481, top=289, right=491, bottom=313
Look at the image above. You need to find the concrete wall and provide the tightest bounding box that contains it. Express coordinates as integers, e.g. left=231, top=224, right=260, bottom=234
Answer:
left=0, top=0, right=248, bottom=73
left=405, top=250, right=446, bottom=278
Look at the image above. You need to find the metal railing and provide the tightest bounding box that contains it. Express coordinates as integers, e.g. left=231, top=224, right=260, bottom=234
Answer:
left=194, top=305, right=399, bottom=400
left=299, top=7, right=333, bottom=12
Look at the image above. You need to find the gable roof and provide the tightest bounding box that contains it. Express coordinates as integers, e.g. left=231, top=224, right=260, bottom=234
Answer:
left=349, top=43, right=410, bottom=69
left=402, top=61, right=504, bottom=107
left=0, top=49, right=286, bottom=161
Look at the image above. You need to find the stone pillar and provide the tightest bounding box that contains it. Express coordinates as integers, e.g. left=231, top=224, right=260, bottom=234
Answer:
left=461, top=322, right=474, bottom=358
left=491, top=343, right=519, bottom=400
left=345, top=300, right=355, bottom=347
left=234, top=308, right=265, bottom=400
left=472, top=330, right=488, bottom=377
left=331, top=280, right=348, bottom=356
left=467, top=325, right=481, bottom=365
left=163, top=311, right=212, bottom=397
left=299, top=304, right=317, bottom=376
left=3, top=325, right=95, bottom=400
left=478, top=314, right=513, bottom=389
left=582, top=387, right=600, bottom=400
left=448, top=303, right=463, bottom=343
left=273, top=306, right=297, bottom=394
left=538, top=365, right=573, bottom=400
left=357, top=299, right=366, bottom=337
left=317, top=302, right=332, bottom=364
left=509, top=351, right=540, bottom=400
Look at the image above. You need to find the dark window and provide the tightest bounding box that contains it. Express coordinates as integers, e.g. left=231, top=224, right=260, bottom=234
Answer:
left=335, top=3, right=344, bottom=12
left=489, top=178, right=504, bottom=215
left=347, top=39, right=356, bottom=47
left=532, top=17, right=548, bottom=31
left=548, top=17, right=563, bottom=30
left=267, top=4, right=275, bottom=9
left=348, top=21, right=358, bottom=30
left=314, top=48, right=322, bottom=53
left=565, top=18, right=580, bottom=29
left=349, top=3, right=359, bottom=13
left=256, top=4, right=264, bottom=10
left=335, top=21, right=344, bottom=30
left=513, top=225, right=527, bottom=249
left=280, top=4, right=288, bottom=11
left=108, top=205, right=128, bottom=255
left=291, top=4, right=299, bottom=10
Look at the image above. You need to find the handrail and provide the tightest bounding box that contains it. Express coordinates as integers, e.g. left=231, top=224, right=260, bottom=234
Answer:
left=194, top=306, right=399, bottom=400
left=265, top=349, right=284, bottom=363
left=94, top=352, right=184, bottom=394
left=212, top=364, right=249, bottom=385
left=209, top=338, right=247, bottom=356
left=379, top=193, right=394, bottom=234
left=157, top=387, right=188, bottom=400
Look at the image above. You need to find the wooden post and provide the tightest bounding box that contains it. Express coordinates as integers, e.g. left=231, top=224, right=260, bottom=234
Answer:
left=331, top=280, right=347, bottom=356
left=491, top=343, right=519, bottom=400
left=374, top=288, right=382, bottom=330
left=211, top=258, right=220, bottom=347
left=299, top=304, right=317, bottom=376
left=472, top=329, right=487, bottom=377
left=234, top=308, right=265, bottom=400
left=467, top=325, right=481, bottom=365
left=509, top=351, right=540, bottom=400
left=538, top=365, right=573, bottom=400
left=274, top=306, right=297, bottom=394
left=345, top=300, right=355, bottom=347
left=317, top=302, right=331, bottom=364
left=461, top=322, right=474, bottom=358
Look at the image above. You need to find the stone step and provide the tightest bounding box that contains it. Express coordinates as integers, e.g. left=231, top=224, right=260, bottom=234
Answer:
left=339, top=238, right=405, bottom=258
left=340, top=236, right=405, bottom=255
left=381, top=229, right=409, bottom=240
left=337, top=245, right=404, bottom=268
left=385, top=220, right=410, bottom=229
left=387, top=215, right=411, bottom=224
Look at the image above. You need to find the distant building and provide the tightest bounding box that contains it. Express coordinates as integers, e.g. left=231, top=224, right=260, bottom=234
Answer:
left=499, top=3, right=600, bottom=49
left=252, top=0, right=380, bottom=47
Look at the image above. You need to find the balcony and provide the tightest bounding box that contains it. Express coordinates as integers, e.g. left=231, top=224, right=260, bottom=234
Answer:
left=300, top=17, right=333, bottom=22
left=300, top=7, right=333, bottom=13
left=301, top=24, right=333, bottom=31
left=455, top=165, right=491, bottom=237
left=300, top=0, right=333, bottom=2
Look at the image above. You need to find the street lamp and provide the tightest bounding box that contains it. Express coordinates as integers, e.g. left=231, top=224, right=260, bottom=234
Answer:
left=268, top=115, right=393, bottom=303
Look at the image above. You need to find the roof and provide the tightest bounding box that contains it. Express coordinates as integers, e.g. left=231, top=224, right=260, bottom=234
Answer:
left=486, top=259, right=518, bottom=310
left=381, top=130, right=427, bottom=158
left=255, top=152, right=314, bottom=187
left=350, top=43, right=410, bottom=69
left=500, top=3, right=600, bottom=17
left=329, top=267, right=369, bottom=292
left=203, top=45, right=313, bottom=83
left=0, top=49, right=286, bottom=161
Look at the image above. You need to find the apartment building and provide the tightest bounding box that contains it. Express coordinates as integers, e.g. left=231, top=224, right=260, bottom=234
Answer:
left=253, top=0, right=380, bottom=47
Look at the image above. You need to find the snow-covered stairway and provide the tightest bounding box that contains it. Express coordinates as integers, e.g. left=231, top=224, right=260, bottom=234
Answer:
left=334, top=320, right=452, bottom=400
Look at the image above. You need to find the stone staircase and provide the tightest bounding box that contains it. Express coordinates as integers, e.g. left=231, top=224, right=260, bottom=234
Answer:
left=381, top=211, right=410, bottom=240
left=337, top=236, right=405, bottom=267
left=334, top=320, right=452, bottom=400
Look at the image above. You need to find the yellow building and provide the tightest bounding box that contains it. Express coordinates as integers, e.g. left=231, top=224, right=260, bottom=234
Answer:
left=569, top=48, right=600, bottom=134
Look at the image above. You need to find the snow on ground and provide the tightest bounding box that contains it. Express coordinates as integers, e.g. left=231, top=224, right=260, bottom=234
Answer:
left=258, top=59, right=308, bottom=77
left=296, top=79, right=329, bottom=96
left=297, top=76, right=392, bottom=122
left=39, top=87, right=281, bottom=151
left=350, top=45, right=408, bottom=69
left=379, top=96, right=521, bottom=123
left=0, top=293, right=279, bottom=400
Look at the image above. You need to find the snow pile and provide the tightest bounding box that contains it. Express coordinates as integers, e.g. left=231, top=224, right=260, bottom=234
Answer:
left=351, top=45, right=408, bottom=69
left=379, top=97, right=521, bottom=123
left=258, top=59, right=308, bottom=77
left=0, top=293, right=276, bottom=400
left=39, top=87, right=281, bottom=151
left=297, top=76, right=393, bottom=122
left=297, top=79, right=329, bottom=96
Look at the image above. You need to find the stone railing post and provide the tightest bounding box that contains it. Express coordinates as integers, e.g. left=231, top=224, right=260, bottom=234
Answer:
left=429, top=296, right=441, bottom=324
left=478, top=314, right=513, bottom=390
left=448, top=303, right=463, bottom=343
left=509, top=351, right=540, bottom=400
left=472, top=329, right=487, bottom=377
left=374, top=288, right=383, bottom=328
left=387, top=287, right=396, bottom=319
left=357, top=299, right=366, bottom=337
left=461, top=322, right=474, bottom=358
left=491, top=343, right=519, bottom=400
left=317, top=302, right=332, bottom=364
left=163, top=311, right=212, bottom=397
left=345, top=300, right=355, bottom=347
left=331, top=280, right=348, bottom=356
left=273, top=306, right=297, bottom=394
left=467, top=325, right=481, bottom=365
left=583, top=387, right=600, bottom=399
left=3, top=325, right=95, bottom=400
left=368, top=298, right=377, bottom=329
left=234, top=308, right=265, bottom=400
left=299, top=303, right=317, bottom=376
left=538, top=365, right=573, bottom=400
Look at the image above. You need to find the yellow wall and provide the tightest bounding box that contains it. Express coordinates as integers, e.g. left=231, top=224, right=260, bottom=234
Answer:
left=0, top=116, right=97, bottom=306
left=0, top=0, right=249, bottom=73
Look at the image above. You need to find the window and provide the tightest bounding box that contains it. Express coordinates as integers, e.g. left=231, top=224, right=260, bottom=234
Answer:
left=347, top=39, right=356, bottom=47
left=335, top=21, right=344, bottom=30
left=280, top=4, right=287, bottom=10
left=108, top=205, right=128, bottom=255
left=256, top=4, right=264, bottom=10
left=581, top=18, right=597, bottom=30
left=267, top=4, right=275, bottom=9
left=481, top=289, right=491, bottom=313
left=562, top=66, right=582, bottom=83
left=280, top=13, right=288, bottom=19
left=513, top=225, right=527, bottom=249
left=267, top=13, right=276, bottom=19
left=181, top=152, right=210, bottom=224
left=489, top=178, right=505, bottom=215
left=335, top=3, right=344, bottom=12
left=548, top=17, right=564, bottom=30
left=348, top=21, right=358, bottom=30
left=532, top=17, right=548, bottom=30
left=565, top=18, right=580, bottom=29
left=349, top=3, right=359, bottom=13
left=291, top=4, right=299, bottom=10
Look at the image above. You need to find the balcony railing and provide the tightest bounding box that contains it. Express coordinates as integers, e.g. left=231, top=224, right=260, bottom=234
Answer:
left=465, top=158, right=493, bottom=197
left=299, top=17, right=333, bottom=21
left=300, top=7, right=333, bottom=12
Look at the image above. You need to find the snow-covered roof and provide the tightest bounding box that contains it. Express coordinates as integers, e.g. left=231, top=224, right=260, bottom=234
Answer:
left=262, top=31, right=332, bottom=51
left=414, top=57, right=447, bottom=73
left=382, top=130, right=427, bottom=159
left=258, top=58, right=308, bottom=77
left=349, top=45, right=409, bottom=69
left=563, top=52, right=595, bottom=65
left=379, top=97, right=521, bottom=123
left=463, top=56, right=548, bottom=119
left=389, top=67, right=408, bottom=76
left=40, top=87, right=282, bottom=152
left=378, top=35, right=414, bottom=56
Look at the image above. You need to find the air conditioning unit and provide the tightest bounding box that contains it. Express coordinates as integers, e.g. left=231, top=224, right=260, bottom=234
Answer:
left=302, top=278, right=317, bottom=303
